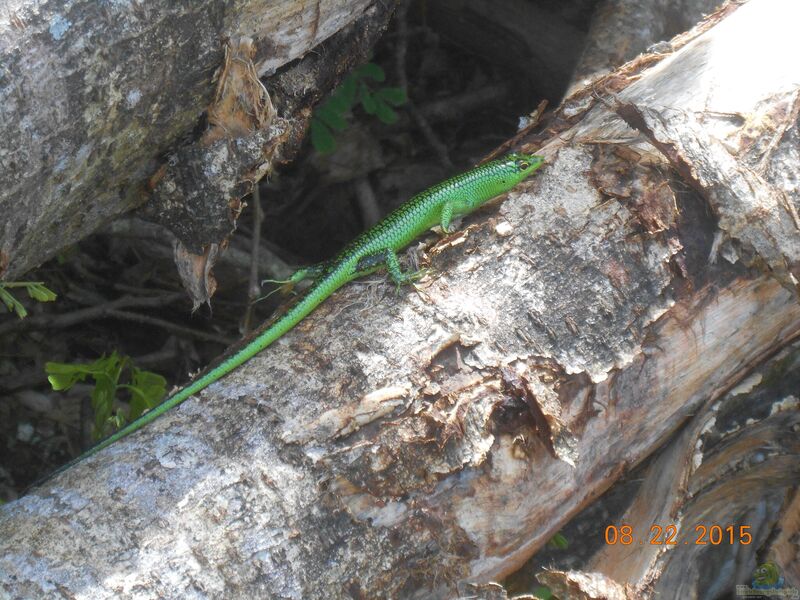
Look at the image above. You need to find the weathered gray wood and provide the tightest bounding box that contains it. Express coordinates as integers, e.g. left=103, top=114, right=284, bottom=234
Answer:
left=574, top=342, right=800, bottom=598
left=0, top=0, right=376, bottom=280
left=568, top=0, right=723, bottom=94
left=1, top=0, right=799, bottom=598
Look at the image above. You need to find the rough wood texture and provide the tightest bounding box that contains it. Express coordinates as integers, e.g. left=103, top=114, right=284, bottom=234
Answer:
left=568, top=0, right=722, bottom=94
left=578, top=341, right=800, bottom=598
left=0, top=0, right=379, bottom=281
left=1, top=0, right=799, bottom=598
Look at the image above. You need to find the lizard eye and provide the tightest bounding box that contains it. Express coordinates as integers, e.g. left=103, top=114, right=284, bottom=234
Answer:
left=516, top=160, right=530, bottom=171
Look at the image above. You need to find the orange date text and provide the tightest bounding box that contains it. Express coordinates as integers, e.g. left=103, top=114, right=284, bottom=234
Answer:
left=604, top=524, right=752, bottom=546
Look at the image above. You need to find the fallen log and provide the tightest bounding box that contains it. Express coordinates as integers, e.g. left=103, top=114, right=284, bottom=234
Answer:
left=1, top=0, right=798, bottom=597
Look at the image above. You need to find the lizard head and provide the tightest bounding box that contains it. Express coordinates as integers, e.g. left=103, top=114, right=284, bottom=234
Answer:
left=451, top=152, right=545, bottom=218
left=504, top=152, right=545, bottom=180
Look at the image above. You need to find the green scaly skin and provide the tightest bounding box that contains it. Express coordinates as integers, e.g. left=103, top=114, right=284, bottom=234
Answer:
left=44, top=153, right=544, bottom=482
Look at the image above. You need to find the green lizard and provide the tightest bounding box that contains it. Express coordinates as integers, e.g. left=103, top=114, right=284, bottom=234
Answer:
left=44, top=153, right=544, bottom=480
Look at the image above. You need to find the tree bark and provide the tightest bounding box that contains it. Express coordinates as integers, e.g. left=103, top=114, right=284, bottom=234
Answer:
left=1, top=0, right=799, bottom=598
left=0, top=0, right=391, bottom=283
left=567, top=0, right=722, bottom=95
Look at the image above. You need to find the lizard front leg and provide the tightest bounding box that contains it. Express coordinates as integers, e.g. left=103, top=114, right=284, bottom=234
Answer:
left=440, top=202, right=454, bottom=233
left=384, top=249, right=427, bottom=285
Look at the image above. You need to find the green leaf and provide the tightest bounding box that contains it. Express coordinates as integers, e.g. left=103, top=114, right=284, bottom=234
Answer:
left=46, top=362, right=89, bottom=390
left=90, top=356, right=125, bottom=440
left=92, top=376, right=115, bottom=437
left=0, top=282, right=57, bottom=319
left=326, top=87, right=352, bottom=115
left=91, top=373, right=117, bottom=412
left=46, top=352, right=167, bottom=439
left=131, top=369, right=167, bottom=405
left=26, top=283, right=57, bottom=303
left=0, top=287, right=27, bottom=319
left=54, top=352, right=123, bottom=440
left=376, top=86, right=407, bottom=106
left=373, top=98, right=399, bottom=125
left=310, top=119, right=336, bottom=154
left=359, top=84, right=377, bottom=115
left=0, top=288, right=13, bottom=311
left=128, top=392, right=148, bottom=422
left=337, top=75, right=358, bottom=108
left=47, top=354, right=121, bottom=392
left=548, top=532, right=569, bottom=550
left=316, top=104, right=348, bottom=132
left=355, top=62, right=385, bottom=82
left=124, top=368, right=166, bottom=420
left=46, top=370, right=82, bottom=391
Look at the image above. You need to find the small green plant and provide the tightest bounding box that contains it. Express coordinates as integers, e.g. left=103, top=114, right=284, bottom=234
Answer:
left=0, top=281, right=57, bottom=319
left=547, top=531, right=569, bottom=550
left=46, top=352, right=167, bottom=440
left=311, top=62, right=407, bottom=154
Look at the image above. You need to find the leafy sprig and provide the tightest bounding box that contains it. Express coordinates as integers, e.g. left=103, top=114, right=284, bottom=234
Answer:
left=311, top=62, right=407, bottom=154
left=46, top=352, right=167, bottom=440
left=0, top=281, right=57, bottom=319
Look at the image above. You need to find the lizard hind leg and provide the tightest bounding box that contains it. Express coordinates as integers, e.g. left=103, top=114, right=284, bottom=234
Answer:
left=262, top=262, right=328, bottom=287
left=258, top=262, right=329, bottom=302
left=384, top=249, right=428, bottom=287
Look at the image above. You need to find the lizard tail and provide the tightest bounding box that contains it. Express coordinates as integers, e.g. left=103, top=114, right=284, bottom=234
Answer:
left=33, top=264, right=352, bottom=488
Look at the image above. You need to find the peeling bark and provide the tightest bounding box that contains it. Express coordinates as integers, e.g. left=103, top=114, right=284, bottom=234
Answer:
left=544, top=341, right=800, bottom=599
left=1, top=0, right=799, bottom=598
left=0, top=0, right=390, bottom=281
